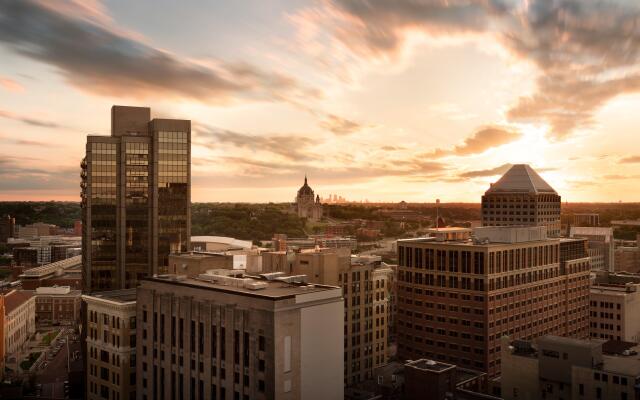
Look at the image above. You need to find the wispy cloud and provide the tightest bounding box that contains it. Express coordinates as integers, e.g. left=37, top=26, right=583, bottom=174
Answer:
left=458, top=163, right=513, bottom=179
left=0, top=76, right=24, bottom=92
left=426, top=126, right=521, bottom=158
left=0, top=109, right=61, bottom=128
left=293, top=0, right=640, bottom=139
left=318, top=113, right=364, bottom=135
left=620, top=156, right=640, bottom=164
left=0, top=1, right=320, bottom=104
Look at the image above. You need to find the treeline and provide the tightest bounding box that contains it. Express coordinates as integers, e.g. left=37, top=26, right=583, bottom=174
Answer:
left=0, top=201, right=80, bottom=228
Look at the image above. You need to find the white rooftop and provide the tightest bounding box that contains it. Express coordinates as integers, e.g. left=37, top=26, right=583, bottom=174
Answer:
left=191, top=236, right=252, bottom=249
left=486, top=164, right=556, bottom=194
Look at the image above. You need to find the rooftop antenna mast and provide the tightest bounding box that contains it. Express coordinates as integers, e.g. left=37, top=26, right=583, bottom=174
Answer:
left=436, top=198, right=440, bottom=231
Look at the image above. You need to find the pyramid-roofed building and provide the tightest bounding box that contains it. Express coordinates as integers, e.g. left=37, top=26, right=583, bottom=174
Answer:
left=481, top=164, right=561, bottom=237
left=486, top=164, right=557, bottom=194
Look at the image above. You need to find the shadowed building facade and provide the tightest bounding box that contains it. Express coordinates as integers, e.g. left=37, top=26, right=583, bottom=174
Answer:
left=81, top=106, right=191, bottom=292
left=481, top=164, right=561, bottom=237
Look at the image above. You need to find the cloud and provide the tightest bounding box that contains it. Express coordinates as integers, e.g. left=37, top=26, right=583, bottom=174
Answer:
left=195, top=124, right=319, bottom=162
left=0, top=157, right=78, bottom=191
left=318, top=114, right=364, bottom=135
left=426, top=126, right=521, bottom=158
left=295, top=0, right=640, bottom=139
left=0, top=109, right=61, bottom=128
left=620, top=156, right=640, bottom=164
left=458, top=163, right=512, bottom=178
left=0, top=1, right=319, bottom=104
left=0, top=76, right=24, bottom=92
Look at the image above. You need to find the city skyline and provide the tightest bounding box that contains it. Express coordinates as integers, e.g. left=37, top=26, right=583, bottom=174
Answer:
left=2, top=1, right=640, bottom=203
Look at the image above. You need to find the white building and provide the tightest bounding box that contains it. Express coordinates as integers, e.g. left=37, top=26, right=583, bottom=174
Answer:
left=3, top=290, right=36, bottom=356
left=570, top=226, right=615, bottom=271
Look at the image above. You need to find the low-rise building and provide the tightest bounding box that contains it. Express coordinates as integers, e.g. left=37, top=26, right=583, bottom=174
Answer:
left=3, top=290, right=36, bottom=356
left=590, top=276, right=640, bottom=342
left=502, top=335, right=640, bottom=400
left=136, top=272, right=344, bottom=400
left=570, top=226, right=615, bottom=272
left=34, top=286, right=81, bottom=327
left=20, top=255, right=82, bottom=290
left=83, top=289, right=137, bottom=400
left=615, top=246, right=640, bottom=273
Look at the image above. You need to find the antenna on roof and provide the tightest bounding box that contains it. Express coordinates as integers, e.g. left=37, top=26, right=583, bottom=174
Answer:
left=436, top=198, right=440, bottom=231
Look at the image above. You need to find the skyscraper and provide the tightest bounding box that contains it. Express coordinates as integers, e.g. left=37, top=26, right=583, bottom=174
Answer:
left=81, top=106, right=190, bottom=292
left=481, top=164, right=561, bottom=237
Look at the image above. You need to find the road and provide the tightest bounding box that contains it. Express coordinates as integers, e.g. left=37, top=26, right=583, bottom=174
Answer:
left=35, top=330, right=80, bottom=399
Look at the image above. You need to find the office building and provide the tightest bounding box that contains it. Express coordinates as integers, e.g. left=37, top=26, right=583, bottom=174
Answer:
left=396, top=226, right=590, bottom=378
left=3, top=290, right=36, bottom=356
left=34, top=286, right=81, bottom=327
left=83, top=289, right=137, bottom=400
left=573, top=213, right=599, bottom=227
left=481, top=164, right=561, bottom=237
left=614, top=246, right=640, bottom=273
left=136, top=272, right=344, bottom=400
left=0, top=215, right=15, bottom=243
left=570, top=227, right=615, bottom=272
left=20, top=255, right=82, bottom=290
left=291, top=248, right=391, bottom=386
left=81, top=105, right=191, bottom=292
left=590, top=276, right=640, bottom=342
left=502, top=335, right=640, bottom=400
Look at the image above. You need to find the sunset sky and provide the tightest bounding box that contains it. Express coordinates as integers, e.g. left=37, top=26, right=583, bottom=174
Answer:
left=1, top=0, right=640, bottom=203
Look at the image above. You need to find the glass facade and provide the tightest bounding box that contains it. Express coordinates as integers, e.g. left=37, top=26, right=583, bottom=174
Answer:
left=125, top=140, right=150, bottom=288
left=157, top=131, right=189, bottom=273
left=90, top=142, right=118, bottom=290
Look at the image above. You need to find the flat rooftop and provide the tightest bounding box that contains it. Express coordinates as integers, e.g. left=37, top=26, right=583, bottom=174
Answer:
left=406, top=359, right=455, bottom=373
left=83, top=288, right=137, bottom=303
left=144, top=274, right=341, bottom=300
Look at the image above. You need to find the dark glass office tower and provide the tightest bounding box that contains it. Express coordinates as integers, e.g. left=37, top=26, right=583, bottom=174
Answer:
left=80, top=106, right=190, bottom=292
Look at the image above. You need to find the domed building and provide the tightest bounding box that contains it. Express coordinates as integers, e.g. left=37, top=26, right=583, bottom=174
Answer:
left=294, top=175, right=323, bottom=221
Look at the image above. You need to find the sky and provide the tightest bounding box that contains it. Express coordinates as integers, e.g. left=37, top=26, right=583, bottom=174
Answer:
left=1, top=0, right=640, bottom=203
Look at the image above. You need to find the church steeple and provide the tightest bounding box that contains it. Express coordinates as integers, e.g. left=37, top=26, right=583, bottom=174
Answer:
left=304, top=174, right=307, bottom=185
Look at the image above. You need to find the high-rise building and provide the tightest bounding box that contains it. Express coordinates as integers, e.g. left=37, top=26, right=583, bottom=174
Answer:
left=570, top=226, right=615, bottom=272
left=290, top=248, right=392, bottom=386
left=81, top=105, right=191, bottom=292
left=136, top=272, right=344, bottom=400
left=481, top=164, right=561, bottom=237
left=83, top=289, right=137, bottom=400
left=396, top=226, right=590, bottom=378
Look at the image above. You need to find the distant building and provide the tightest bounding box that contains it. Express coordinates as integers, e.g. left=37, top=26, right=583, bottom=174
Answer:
left=502, top=335, right=640, bottom=400
left=73, top=220, right=82, bottom=236
left=294, top=176, right=323, bottom=221
left=396, top=226, right=590, bottom=378
left=81, top=105, right=191, bottom=292
left=0, top=295, right=4, bottom=380
left=168, top=252, right=234, bottom=275
left=190, top=236, right=252, bottom=252
left=20, top=255, right=82, bottom=290
left=590, top=275, right=640, bottom=342
left=271, top=233, right=288, bottom=251
left=573, top=213, right=600, bottom=227
left=83, top=289, right=137, bottom=400
left=0, top=215, right=15, bottom=243
left=34, top=286, right=81, bottom=327
left=570, top=226, right=615, bottom=272
left=614, top=246, right=640, bottom=273
left=481, top=164, right=561, bottom=237
left=136, top=272, right=344, bottom=400
left=3, top=290, right=36, bottom=356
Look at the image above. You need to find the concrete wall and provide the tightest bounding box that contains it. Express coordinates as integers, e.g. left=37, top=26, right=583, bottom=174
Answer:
left=300, top=300, right=343, bottom=400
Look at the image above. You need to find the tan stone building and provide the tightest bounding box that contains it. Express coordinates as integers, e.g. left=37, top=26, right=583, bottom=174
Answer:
left=396, top=226, right=590, bottom=378
left=291, top=248, right=392, bottom=386
left=590, top=277, right=640, bottom=342
left=481, top=164, right=561, bottom=237
left=502, top=335, right=640, bottom=400
left=34, top=286, right=81, bottom=327
left=614, top=246, right=640, bottom=273
left=3, top=290, right=35, bottom=356
left=293, top=176, right=323, bottom=221
left=83, top=289, right=137, bottom=400
left=136, top=272, right=344, bottom=400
